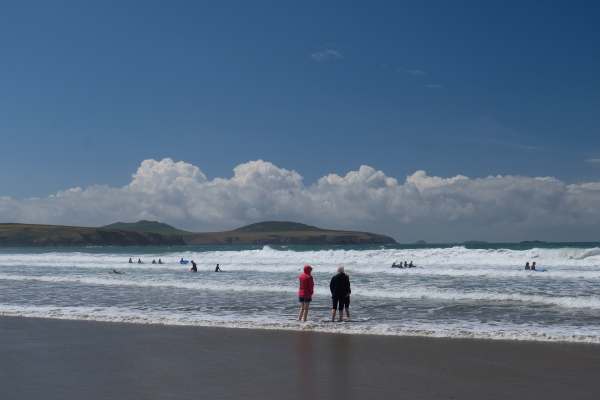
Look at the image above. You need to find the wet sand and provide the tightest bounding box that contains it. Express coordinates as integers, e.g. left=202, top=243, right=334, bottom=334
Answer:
left=2, top=316, right=600, bottom=400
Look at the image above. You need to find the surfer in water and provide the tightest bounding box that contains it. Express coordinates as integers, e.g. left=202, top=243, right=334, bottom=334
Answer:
left=190, top=260, right=197, bottom=272
left=111, top=269, right=123, bottom=274
left=408, top=261, right=415, bottom=268
left=158, top=258, right=163, bottom=264
left=215, top=264, right=221, bottom=272
left=525, top=262, right=530, bottom=270
left=137, top=258, right=143, bottom=264
left=531, top=261, right=536, bottom=271
left=152, top=259, right=156, bottom=264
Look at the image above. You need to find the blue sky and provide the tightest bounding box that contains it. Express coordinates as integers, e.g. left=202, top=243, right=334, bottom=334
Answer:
left=1, top=1, right=599, bottom=198
left=2, top=2, right=600, bottom=241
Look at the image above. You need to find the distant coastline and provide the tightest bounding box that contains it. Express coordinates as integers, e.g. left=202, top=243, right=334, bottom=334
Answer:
left=0, top=220, right=396, bottom=247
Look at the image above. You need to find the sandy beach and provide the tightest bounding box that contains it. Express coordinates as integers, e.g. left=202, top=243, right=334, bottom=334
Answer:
left=2, top=316, right=600, bottom=400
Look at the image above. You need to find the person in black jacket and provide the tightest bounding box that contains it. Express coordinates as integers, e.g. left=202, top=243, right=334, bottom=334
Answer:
left=330, top=266, right=351, bottom=322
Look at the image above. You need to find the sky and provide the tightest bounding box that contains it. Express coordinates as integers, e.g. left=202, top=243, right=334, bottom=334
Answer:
left=1, top=1, right=600, bottom=241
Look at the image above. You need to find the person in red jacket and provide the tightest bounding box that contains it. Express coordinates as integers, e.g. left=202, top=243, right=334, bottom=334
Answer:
left=297, top=265, right=314, bottom=322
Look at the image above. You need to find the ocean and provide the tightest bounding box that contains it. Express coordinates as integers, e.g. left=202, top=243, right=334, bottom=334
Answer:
left=2, top=243, right=600, bottom=343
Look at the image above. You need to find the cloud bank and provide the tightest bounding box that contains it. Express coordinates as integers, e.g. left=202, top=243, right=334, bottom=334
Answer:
left=2, top=158, right=600, bottom=242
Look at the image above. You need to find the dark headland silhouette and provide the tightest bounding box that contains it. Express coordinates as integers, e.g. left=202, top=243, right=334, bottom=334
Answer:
left=0, top=220, right=396, bottom=246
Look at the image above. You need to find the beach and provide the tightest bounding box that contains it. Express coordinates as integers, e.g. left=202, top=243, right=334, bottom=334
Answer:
left=3, top=245, right=600, bottom=398
left=2, top=316, right=600, bottom=400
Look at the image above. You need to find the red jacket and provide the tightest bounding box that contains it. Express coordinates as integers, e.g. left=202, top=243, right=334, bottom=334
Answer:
left=298, top=265, right=314, bottom=298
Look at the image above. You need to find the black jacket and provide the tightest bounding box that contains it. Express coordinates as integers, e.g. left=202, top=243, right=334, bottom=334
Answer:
left=330, top=272, right=351, bottom=298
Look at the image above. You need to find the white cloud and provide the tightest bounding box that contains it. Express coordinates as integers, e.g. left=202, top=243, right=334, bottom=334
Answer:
left=311, top=49, right=343, bottom=62
left=2, top=158, right=600, bottom=242
left=585, top=158, right=600, bottom=164
left=405, top=69, right=427, bottom=76
left=129, top=158, right=207, bottom=192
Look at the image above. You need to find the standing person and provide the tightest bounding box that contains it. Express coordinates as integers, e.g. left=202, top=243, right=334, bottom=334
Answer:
left=297, top=265, right=314, bottom=322
left=330, top=266, right=351, bottom=322
left=190, top=260, right=197, bottom=272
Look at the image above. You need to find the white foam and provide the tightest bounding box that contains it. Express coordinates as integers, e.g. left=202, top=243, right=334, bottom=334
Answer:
left=2, top=246, right=600, bottom=274
left=2, top=273, right=599, bottom=310
left=1, top=303, right=598, bottom=344
left=2, top=246, right=600, bottom=345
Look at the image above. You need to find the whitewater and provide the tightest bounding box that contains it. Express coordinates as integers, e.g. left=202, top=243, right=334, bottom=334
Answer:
left=1, top=244, right=600, bottom=343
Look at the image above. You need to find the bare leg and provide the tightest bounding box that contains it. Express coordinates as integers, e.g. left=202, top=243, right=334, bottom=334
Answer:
left=298, top=303, right=305, bottom=321
left=338, top=309, right=343, bottom=322
left=331, top=308, right=337, bottom=322
left=345, top=307, right=350, bottom=320
left=302, top=303, right=310, bottom=321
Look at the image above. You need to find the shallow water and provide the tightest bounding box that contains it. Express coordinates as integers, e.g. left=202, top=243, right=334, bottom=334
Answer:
left=1, top=244, right=600, bottom=343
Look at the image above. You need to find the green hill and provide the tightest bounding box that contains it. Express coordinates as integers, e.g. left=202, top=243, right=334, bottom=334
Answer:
left=0, top=220, right=396, bottom=246
left=102, top=220, right=189, bottom=235
left=188, top=220, right=395, bottom=245
left=0, top=223, right=185, bottom=246
left=234, top=221, right=322, bottom=232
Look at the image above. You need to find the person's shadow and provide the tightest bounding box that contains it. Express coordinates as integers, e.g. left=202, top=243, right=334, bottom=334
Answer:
left=294, top=331, right=352, bottom=400
left=295, top=332, right=317, bottom=399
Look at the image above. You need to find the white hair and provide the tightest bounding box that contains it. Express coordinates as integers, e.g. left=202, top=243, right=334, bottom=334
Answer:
left=337, top=266, right=345, bottom=273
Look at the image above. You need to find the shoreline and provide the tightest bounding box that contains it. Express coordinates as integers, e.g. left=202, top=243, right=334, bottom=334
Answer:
left=3, top=312, right=600, bottom=345
left=2, top=316, right=600, bottom=399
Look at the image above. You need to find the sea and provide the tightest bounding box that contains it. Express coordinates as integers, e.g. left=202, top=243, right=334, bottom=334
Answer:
left=2, top=243, right=600, bottom=343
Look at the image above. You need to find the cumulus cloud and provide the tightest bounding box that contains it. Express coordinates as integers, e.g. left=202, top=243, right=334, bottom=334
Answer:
left=311, top=48, right=343, bottom=62
left=2, top=158, right=600, bottom=242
